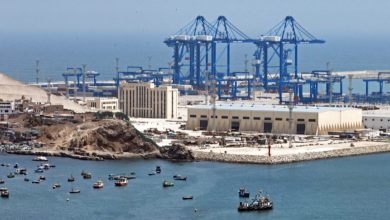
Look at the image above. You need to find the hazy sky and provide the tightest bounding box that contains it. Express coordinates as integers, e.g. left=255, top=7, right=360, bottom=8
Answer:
left=1, top=0, right=390, bottom=37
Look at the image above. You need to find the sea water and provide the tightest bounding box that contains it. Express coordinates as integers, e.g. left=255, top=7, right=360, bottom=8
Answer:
left=1, top=152, right=390, bottom=219
left=0, top=33, right=390, bottom=95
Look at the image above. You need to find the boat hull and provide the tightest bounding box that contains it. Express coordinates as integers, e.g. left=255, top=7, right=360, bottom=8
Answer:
left=93, top=185, right=103, bottom=188
left=238, top=203, right=273, bottom=212
left=115, top=183, right=127, bottom=186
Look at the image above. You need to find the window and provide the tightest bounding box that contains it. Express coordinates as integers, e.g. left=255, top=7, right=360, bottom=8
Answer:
left=190, top=115, right=196, bottom=118
left=243, top=117, right=250, bottom=120
left=309, top=119, right=316, bottom=122
left=201, top=115, right=207, bottom=118
left=232, top=116, right=239, bottom=119
left=222, top=116, right=228, bottom=119
left=297, top=119, right=305, bottom=122
left=365, top=119, right=367, bottom=121
left=372, top=119, right=375, bottom=121
left=264, top=117, right=271, bottom=120
left=211, top=116, right=218, bottom=118
left=254, top=117, right=260, bottom=120
left=381, top=119, right=383, bottom=121
left=275, top=118, right=282, bottom=121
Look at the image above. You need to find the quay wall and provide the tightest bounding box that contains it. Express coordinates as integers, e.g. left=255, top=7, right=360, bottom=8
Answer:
left=192, top=144, right=390, bottom=164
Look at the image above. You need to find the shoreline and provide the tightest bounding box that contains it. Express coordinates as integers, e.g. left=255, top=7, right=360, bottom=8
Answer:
left=4, top=143, right=390, bottom=164
left=192, top=144, right=390, bottom=164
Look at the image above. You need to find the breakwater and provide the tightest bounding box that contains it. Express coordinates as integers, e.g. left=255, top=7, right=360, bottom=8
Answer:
left=193, top=144, right=390, bottom=164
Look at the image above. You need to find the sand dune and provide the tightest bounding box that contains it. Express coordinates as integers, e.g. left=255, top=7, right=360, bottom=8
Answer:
left=0, top=73, right=88, bottom=113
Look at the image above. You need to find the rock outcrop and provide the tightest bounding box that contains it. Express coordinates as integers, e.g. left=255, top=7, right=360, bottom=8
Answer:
left=158, top=143, right=195, bottom=160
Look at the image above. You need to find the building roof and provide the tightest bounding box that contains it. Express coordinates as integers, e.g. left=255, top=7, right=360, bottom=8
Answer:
left=362, top=114, right=390, bottom=118
left=188, top=104, right=359, bottom=113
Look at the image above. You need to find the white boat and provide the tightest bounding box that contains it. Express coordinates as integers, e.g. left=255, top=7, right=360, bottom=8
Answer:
left=93, top=180, right=104, bottom=188
left=115, top=178, right=127, bottom=186
left=33, top=156, right=48, bottom=161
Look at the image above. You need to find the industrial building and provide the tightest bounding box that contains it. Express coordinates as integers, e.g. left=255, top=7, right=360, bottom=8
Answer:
left=120, top=82, right=178, bottom=119
left=362, top=114, right=390, bottom=131
left=186, top=104, right=363, bottom=135
left=87, top=97, right=119, bottom=111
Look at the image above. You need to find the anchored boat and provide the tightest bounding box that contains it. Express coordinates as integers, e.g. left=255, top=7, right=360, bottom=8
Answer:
left=156, top=165, right=161, bottom=173
left=162, top=179, right=174, bottom=187
left=70, top=188, right=80, bottom=193
left=33, top=156, right=48, bottom=161
left=93, top=180, right=104, bottom=188
left=115, top=178, right=128, bottom=186
left=237, top=190, right=273, bottom=211
left=1, top=188, right=9, bottom=198
left=238, top=188, right=250, bottom=197
left=173, top=174, right=187, bottom=180
left=68, top=174, right=75, bottom=182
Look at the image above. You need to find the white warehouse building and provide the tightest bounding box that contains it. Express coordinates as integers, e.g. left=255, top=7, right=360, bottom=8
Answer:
left=186, top=104, right=363, bottom=135
left=362, top=114, right=390, bottom=131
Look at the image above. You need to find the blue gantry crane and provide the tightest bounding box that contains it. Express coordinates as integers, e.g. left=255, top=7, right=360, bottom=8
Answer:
left=253, top=16, right=325, bottom=103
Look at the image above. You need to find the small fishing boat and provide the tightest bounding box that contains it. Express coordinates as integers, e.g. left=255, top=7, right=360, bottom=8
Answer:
left=70, top=188, right=80, bottom=193
left=32, top=180, right=41, bottom=184
left=14, top=163, right=18, bottom=168
left=93, top=180, right=104, bottom=188
left=81, top=170, right=86, bottom=176
left=68, top=175, right=75, bottom=182
left=156, top=165, right=161, bottom=173
left=237, top=190, right=273, bottom=211
left=43, top=164, right=50, bottom=170
left=0, top=179, right=4, bottom=184
left=126, top=176, right=136, bottom=179
left=1, top=189, right=9, bottom=198
left=149, top=172, right=156, bottom=176
left=173, top=174, right=187, bottom=180
left=39, top=176, right=46, bottom=180
left=1, top=162, right=5, bottom=166
left=162, top=179, right=174, bottom=187
left=115, top=178, right=128, bottom=186
left=50, top=165, right=56, bottom=168
left=6, top=164, right=10, bottom=167
left=54, top=182, right=61, bottom=187
left=24, top=178, right=29, bottom=182
left=33, top=156, right=48, bottom=161
left=182, top=196, right=193, bottom=200
left=15, top=168, right=27, bottom=175
left=83, top=173, right=92, bottom=179
left=131, top=171, right=136, bottom=175
left=34, top=168, right=44, bottom=173
left=7, top=173, right=14, bottom=178
left=238, top=188, right=250, bottom=197
left=108, top=174, right=115, bottom=180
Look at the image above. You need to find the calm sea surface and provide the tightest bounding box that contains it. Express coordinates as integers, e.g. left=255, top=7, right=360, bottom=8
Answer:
left=1, top=33, right=390, bottom=95
left=0, top=152, right=390, bottom=219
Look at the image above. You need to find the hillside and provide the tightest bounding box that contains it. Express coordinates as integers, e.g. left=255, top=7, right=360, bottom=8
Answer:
left=0, top=73, right=87, bottom=113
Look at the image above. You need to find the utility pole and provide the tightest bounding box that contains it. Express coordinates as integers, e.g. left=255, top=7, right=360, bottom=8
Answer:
left=204, top=70, right=209, bottom=105
left=73, top=68, right=78, bottom=103
left=168, top=61, right=174, bottom=86
left=82, top=64, right=86, bottom=102
left=348, top=75, right=354, bottom=107
left=210, top=75, right=217, bottom=134
left=329, top=68, right=333, bottom=105
left=288, top=89, right=294, bottom=148
left=64, top=71, right=70, bottom=99
left=36, top=60, right=39, bottom=84
left=326, top=61, right=330, bottom=70
left=115, top=58, right=120, bottom=91
left=42, top=69, right=45, bottom=83
left=46, top=78, right=52, bottom=103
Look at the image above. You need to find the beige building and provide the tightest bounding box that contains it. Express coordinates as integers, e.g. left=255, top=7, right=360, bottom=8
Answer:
left=120, top=82, right=178, bottom=119
left=186, top=104, right=363, bottom=135
left=87, top=98, right=119, bottom=111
